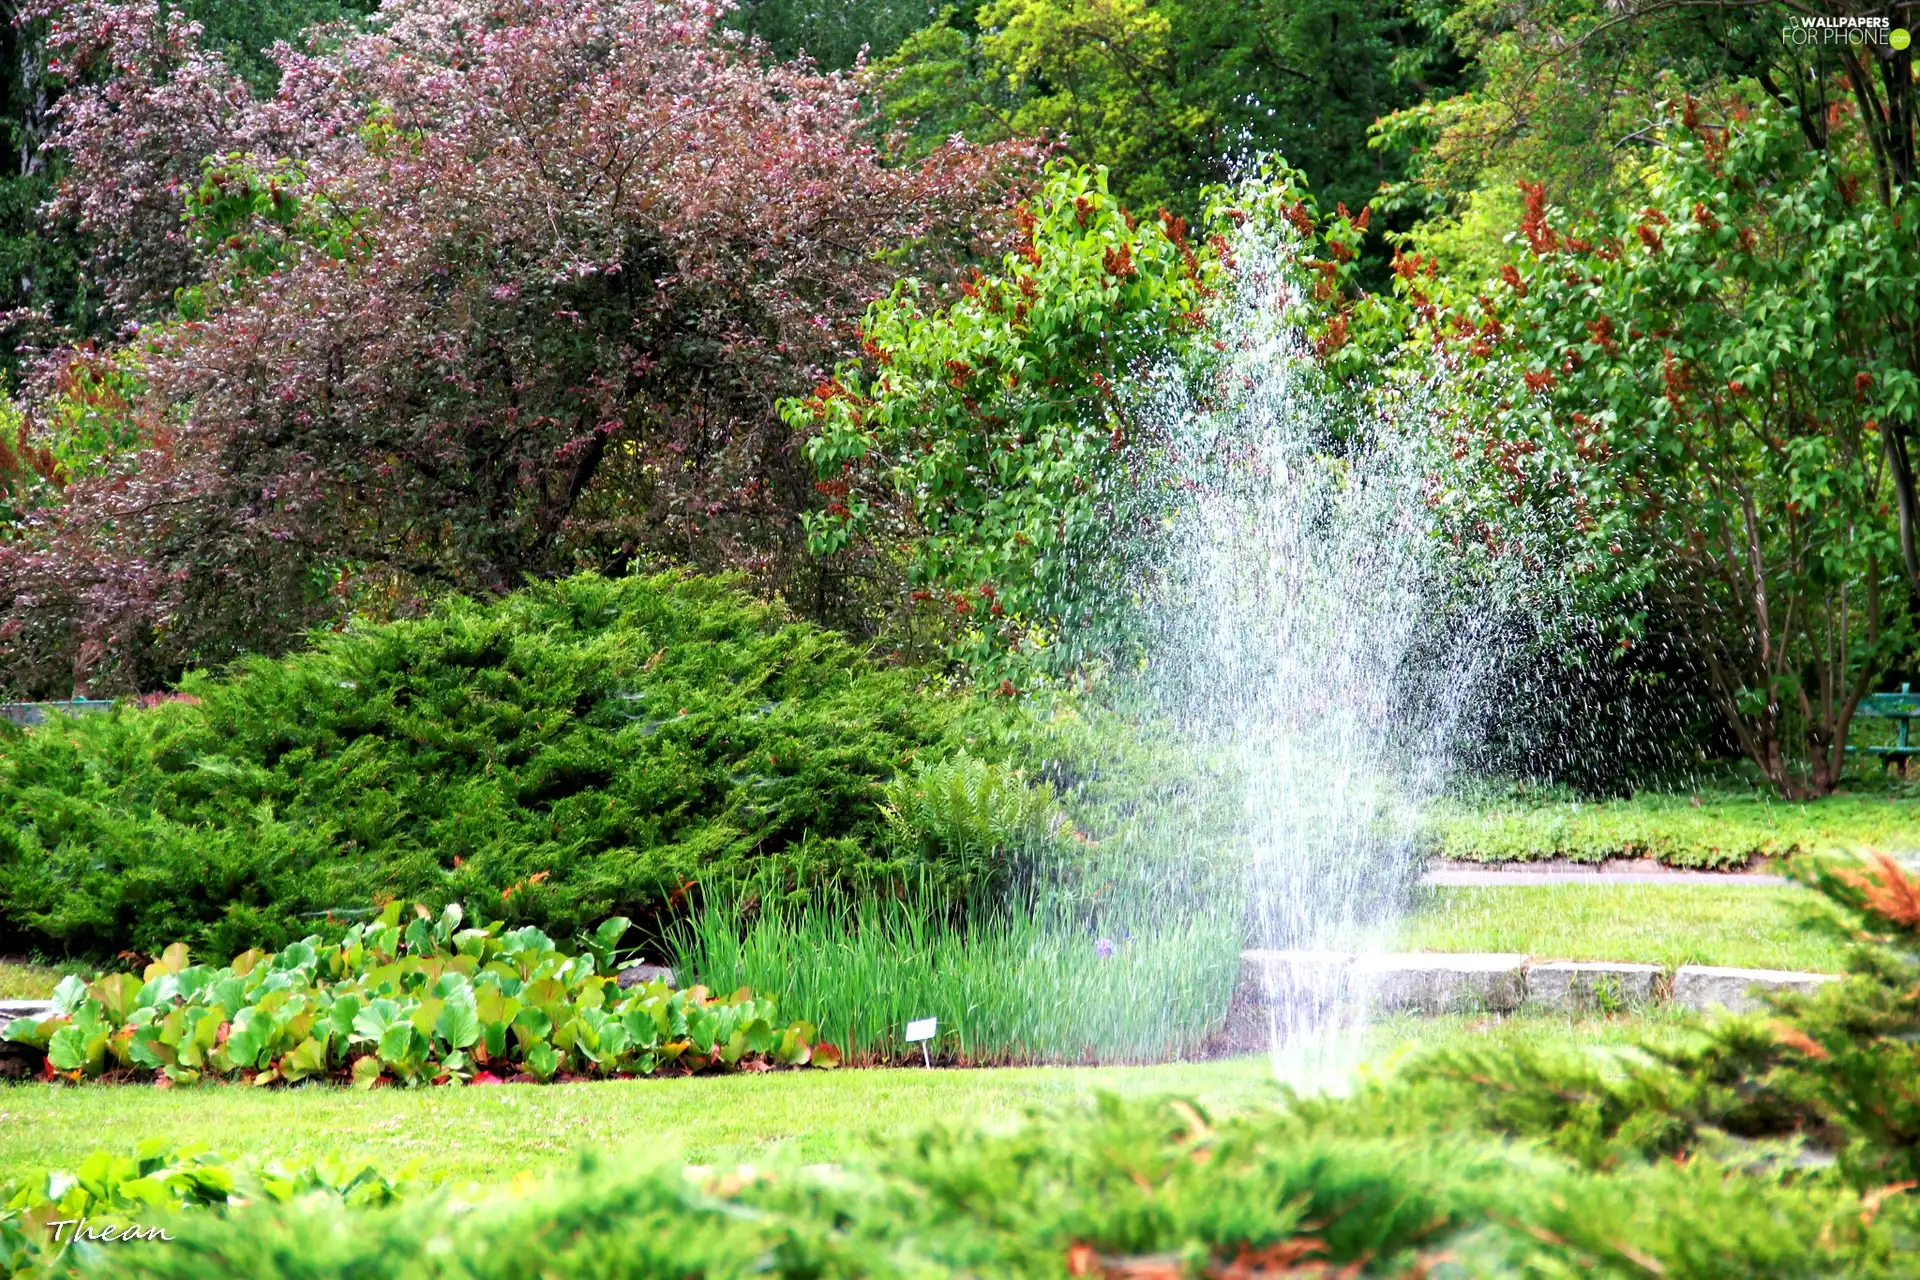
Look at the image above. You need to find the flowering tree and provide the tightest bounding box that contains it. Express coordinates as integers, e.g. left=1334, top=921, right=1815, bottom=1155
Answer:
left=778, top=157, right=1404, bottom=680
left=782, top=163, right=1226, bottom=677
left=1418, top=97, right=1919, bottom=797
left=0, top=0, right=1032, bottom=696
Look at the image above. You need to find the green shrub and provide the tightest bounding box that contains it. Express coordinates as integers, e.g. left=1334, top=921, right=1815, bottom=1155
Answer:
left=21, top=1096, right=1912, bottom=1279
left=673, top=892, right=1240, bottom=1065
left=0, top=1139, right=418, bottom=1277
left=877, top=752, right=1079, bottom=902
left=2, top=900, right=837, bottom=1087
left=0, top=573, right=1022, bottom=959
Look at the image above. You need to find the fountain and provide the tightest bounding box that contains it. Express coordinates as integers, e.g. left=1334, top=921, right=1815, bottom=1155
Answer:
left=1105, top=217, right=1511, bottom=1086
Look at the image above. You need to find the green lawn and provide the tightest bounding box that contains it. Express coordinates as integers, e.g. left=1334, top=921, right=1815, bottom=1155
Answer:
left=0, top=1058, right=1275, bottom=1185
left=0, top=962, right=57, bottom=999
left=0, top=1014, right=1680, bottom=1189
left=1397, top=883, right=1850, bottom=973
left=1429, top=782, right=1920, bottom=867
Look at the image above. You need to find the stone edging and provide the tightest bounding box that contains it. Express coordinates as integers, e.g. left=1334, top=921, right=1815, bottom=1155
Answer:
left=1221, top=949, right=1838, bottom=1054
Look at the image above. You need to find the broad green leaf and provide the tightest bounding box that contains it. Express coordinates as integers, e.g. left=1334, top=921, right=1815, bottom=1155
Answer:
left=282, top=1035, right=330, bottom=1082
left=88, top=973, right=140, bottom=1023
left=47, top=1025, right=91, bottom=1072
left=51, top=975, right=89, bottom=1015
left=524, top=1041, right=560, bottom=1082
left=435, top=999, right=481, bottom=1050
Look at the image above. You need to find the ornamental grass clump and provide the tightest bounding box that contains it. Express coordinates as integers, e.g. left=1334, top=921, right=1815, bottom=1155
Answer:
left=2, top=899, right=841, bottom=1088
left=673, top=890, right=1241, bottom=1065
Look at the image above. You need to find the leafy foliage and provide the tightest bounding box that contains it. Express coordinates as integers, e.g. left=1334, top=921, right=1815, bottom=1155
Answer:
left=784, top=162, right=1222, bottom=675
left=0, top=573, right=1024, bottom=959
left=22, top=1095, right=1918, bottom=1278
left=871, top=0, right=1462, bottom=220
left=2, top=0, right=1034, bottom=696
left=1414, top=96, right=1918, bottom=796
left=1, top=898, right=838, bottom=1087
left=1, top=1138, right=413, bottom=1277
left=878, top=751, right=1079, bottom=898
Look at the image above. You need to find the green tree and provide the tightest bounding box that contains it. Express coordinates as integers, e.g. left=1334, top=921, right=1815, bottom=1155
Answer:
left=871, top=0, right=1460, bottom=221
left=1377, top=0, right=1920, bottom=597
left=0, top=0, right=377, bottom=379
left=727, top=0, right=943, bottom=69
left=782, top=162, right=1224, bottom=677
left=1417, top=97, right=1919, bottom=797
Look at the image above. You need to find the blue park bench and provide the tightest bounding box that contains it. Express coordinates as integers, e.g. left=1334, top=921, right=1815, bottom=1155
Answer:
left=1858, top=683, right=1920, bottom=773
left=0, top=698, right=114, bottom=728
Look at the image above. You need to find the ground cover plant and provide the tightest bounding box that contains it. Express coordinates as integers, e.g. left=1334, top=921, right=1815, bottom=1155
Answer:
left=1428, top=780, right=1920, bottom=868
left=0, top=573, right=1036, bottom=960
left=1, top=1139, right=415, bottom=1276
left=2, top=899, right=839, bottom=1088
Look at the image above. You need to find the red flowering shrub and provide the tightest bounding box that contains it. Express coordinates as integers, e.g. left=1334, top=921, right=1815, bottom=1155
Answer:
left=2, top=0, right=1035, bottom=696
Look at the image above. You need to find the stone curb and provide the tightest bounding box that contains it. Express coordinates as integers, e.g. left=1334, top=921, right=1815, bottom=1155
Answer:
left=1225, top=950, right=1842, bottom=1049
left=1671, top=965, right=1839, bottom=1014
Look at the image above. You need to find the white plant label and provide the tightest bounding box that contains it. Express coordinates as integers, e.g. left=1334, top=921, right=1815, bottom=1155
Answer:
left=904, top=1017, right=937, bottom=1043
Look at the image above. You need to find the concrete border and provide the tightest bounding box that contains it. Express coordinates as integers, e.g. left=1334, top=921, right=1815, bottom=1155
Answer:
left=1227, top=950, right=1840, bottom=1030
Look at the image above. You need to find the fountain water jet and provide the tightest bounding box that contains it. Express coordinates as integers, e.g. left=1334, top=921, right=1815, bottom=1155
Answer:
left=1111, top=224, right=1507, bottom=1088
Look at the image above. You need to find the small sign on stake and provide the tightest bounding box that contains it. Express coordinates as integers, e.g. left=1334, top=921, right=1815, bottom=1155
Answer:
left=904, top=1017, right=937, bottom=1067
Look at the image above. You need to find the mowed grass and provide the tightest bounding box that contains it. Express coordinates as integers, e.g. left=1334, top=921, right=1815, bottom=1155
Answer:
left=1397, top=883, right=1850, bottom=973
left=0, top=962, right=59, bottom=999
left=0, top=1013, right=1679, bottom=1189
left=0, top=1058, right=1276, bottom=1186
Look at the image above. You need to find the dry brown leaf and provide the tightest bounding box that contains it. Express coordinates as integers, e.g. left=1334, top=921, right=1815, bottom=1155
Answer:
left=1769, top=1021, right=1832, bottom=1061
left=1836, top=853, right=1920, bottom=930
left=1206, top=1238, right=1328, bottom=1278
left=1859, top=1180, right=1917, bottom=1224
